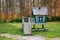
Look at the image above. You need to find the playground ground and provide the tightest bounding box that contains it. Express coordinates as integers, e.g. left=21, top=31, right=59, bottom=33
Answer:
left=0, top=22, right=60, bottom=40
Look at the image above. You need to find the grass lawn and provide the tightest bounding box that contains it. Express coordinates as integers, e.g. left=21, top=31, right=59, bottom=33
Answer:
left=0, top=23, right=23, bottom=35
left=0, top=22, right=60, bottom=38
left=32, top=22, right=60, bottom=38
left=0, top=36, right=13, bottom=40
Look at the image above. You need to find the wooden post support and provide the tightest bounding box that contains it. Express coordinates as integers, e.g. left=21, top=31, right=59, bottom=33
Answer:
left=42, top=24, right=44, bottom=28
left=33, top=24, right=35, bottom=29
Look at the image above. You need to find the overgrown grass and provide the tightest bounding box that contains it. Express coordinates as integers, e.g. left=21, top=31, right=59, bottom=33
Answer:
left=32, top=22, right=60, bottom=38
left=0, top=36, right=13, bottom=40
left=0, top=22, right=60, bottom=38
left=0, top=23, right=23, bottom=35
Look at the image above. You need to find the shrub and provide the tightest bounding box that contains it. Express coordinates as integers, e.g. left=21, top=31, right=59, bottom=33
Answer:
left=46, top=16, right=60, bottom=22
left=9, top=18, right=22, bottom=23
left=0, top=20, right=6, bottom=23
left=51, top=16, right=60, bottom=21
left=46, top=16, right=51, bottom=22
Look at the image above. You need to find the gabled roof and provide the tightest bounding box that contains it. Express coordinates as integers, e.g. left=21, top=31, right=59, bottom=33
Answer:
left=32, top=7, right=48, bottom=15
